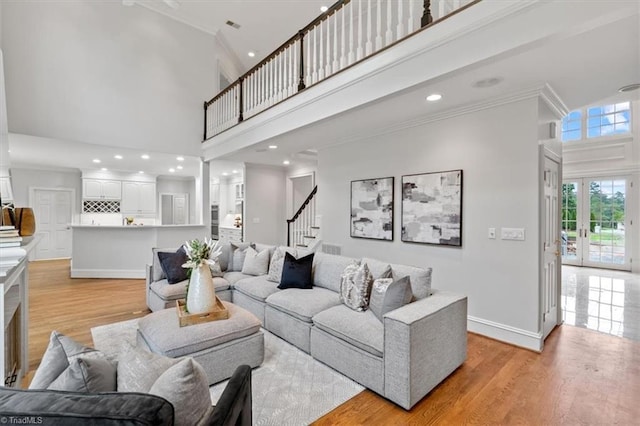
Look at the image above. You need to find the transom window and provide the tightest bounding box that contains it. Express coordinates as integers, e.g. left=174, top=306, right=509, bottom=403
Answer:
left=561, top=102, right=631, bottom=142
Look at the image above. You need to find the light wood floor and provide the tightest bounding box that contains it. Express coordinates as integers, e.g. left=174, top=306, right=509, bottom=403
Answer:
left=27, top=260, right=640, bottom=424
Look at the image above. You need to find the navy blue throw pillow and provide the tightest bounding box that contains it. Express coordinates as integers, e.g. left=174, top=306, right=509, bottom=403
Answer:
left=278, top=252, right=314, bottom=289
left=158, top=247, right=189, bottom=284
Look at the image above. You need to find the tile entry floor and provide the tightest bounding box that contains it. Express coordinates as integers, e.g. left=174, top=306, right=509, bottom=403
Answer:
left=562, top=265, right=640, bottom=341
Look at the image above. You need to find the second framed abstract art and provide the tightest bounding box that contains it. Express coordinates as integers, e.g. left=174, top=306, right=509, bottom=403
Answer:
left=350, top=177, right=394, bottom=241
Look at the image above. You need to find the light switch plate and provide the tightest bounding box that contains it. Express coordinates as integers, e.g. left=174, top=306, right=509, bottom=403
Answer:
left=488, top=228, right=496, bottom=239
left=501, top=228, right=525, bottom=241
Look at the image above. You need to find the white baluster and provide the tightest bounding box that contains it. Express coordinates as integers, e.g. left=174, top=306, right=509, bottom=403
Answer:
left=386, top=0, right=393, bottom=46
left=348, top=1, right=355, bottom=64
left=276, top=54, right=281, bottom=102
left=287, top=45, right=292, bottom=96
left=280, top=51, right=285, bottom=100
left=333, top=12, right=339, bottom=71
left=356, top=0, right=364, bottom=60
left=306, top=33, right=312, bottom=86
left=439, top=0, right=445, bottom=21
left=293, top=40, right=299, bottom=92
left=397, top=0, right=404, bottom=39
left=325, top=19, right=332, bottom=76
left=318, top=22, right=325, bottom=81
left=375, top=0, right=383, bottom=51
left=340, top=6, right=347, bottom=69
left=366, top=0, right=373, bottom=56
left=408, top=0, right=415, bottom=35
left=312, top=26, right=318, bottom=84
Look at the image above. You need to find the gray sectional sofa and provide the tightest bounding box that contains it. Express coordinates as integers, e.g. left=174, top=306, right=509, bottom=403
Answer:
left=146, top=242, right=467, bottom=410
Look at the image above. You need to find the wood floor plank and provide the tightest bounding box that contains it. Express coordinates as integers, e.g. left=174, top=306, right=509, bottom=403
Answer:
left=25, top=259, right=640, bottom=424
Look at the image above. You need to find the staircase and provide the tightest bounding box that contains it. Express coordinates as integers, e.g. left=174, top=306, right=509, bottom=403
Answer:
left=287, top=186, right=320, bottom=249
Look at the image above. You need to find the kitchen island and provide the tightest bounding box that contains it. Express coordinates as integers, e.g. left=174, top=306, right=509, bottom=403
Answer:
left=70, top=224, right=208, bottom=278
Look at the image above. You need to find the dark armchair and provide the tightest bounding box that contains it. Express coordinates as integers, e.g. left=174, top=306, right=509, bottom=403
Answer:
left=211, top=364, right=252, bottom=426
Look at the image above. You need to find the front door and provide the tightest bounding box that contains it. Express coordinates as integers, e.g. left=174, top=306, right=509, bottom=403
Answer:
left=33, top=189, right=73, bottom=260
left=561, top=177, right=630, bottom=270
left=542, top=156, right=561, bottom=339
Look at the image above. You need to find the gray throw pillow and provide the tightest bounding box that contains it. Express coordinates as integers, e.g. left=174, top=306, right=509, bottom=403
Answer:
left=369, top=276, right=413, bottom=322
left=48, top=357, right=117, bottom=392
left=229, top=242, right=256, bottom=271
left=117, top=342, right=180, bottom=393
left=241, top=247, right=270, bottom=276
left=339, top=261, right=374, bottom=312
left=149, top=358, right=212, bottom=426
left=29, top=331, right=102, bottom=389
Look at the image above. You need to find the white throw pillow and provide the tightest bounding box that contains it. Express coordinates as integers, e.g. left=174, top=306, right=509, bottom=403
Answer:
left=242, top=247, right=270, bottom=276
left=267, top=246, right=297, bottom=283
left=339, top=261, right=374, bottom=311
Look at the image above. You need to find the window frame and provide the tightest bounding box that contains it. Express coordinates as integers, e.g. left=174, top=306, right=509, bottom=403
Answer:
left=561, top=102, right=633, bottom=145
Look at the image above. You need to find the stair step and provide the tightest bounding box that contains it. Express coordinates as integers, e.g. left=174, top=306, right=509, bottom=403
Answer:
left=297, top=244, right=308, bottom=247
left=303, top=235, right=316, bottom=239
left=310, top=226, right=320, bottom=229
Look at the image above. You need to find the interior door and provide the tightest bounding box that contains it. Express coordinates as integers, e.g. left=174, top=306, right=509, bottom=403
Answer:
left=561, top=177, right=630, bottom=270
left=173, top=194, right=188, bottom=225
left=33, top=189, right=72, bottom=260
left=542, top=156, right=560, bottom=339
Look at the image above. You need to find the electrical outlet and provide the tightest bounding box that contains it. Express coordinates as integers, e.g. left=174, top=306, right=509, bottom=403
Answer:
left=488, top=228, right=496, bottom=239
left=252, top=217, right=260, bottom=224
left=501, top=228, right=525, bottom=241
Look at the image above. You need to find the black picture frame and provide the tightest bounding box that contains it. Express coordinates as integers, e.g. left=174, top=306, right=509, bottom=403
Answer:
left=401, top=170, right=463, bottom=246
left=350, top=176, right=394, bottom=241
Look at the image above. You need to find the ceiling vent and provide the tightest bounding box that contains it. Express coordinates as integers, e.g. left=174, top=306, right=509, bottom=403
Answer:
left=226, top=20, right=241, bottom=29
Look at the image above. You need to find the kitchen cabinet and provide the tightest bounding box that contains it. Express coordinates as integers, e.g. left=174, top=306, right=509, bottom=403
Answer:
left=219, top=226, right=242, bottom=243
left=83, top=179, right=121, bottom=200
left=121, top=182, right=156, bottom=214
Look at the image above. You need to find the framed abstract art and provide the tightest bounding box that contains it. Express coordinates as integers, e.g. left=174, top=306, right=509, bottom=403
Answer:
left=350, top=177, right=394, bottom=241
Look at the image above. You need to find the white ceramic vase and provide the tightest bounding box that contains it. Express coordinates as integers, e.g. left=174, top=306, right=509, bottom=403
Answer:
left=186, top=262, right=216, bottom=314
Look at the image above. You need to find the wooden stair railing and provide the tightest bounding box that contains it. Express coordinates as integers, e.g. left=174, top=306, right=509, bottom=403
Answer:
left=204, top=0, right=480, bottom=140
left=287, top=186, right=318, bottom=247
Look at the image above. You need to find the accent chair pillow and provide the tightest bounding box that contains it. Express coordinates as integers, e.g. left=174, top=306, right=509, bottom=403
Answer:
left=267, top=246, right=297, bottom=283
left=339, top=261, right=374, bottom=311
left=369, top=275, right=413, bottom=322
left=117, top=342, right=180, bottom=393
left=157, top=247, right=189, bottom=284
left=47, top=357, right=117, bottom=393
left=229, top=242, right=256, bottom=271
left=29, top=331, right=106, bottom=390
left=149, top=358, right=212, bottom=426
left=242, top=247, right=271, bottom=276
left=278, top=252, right=314, bottom=289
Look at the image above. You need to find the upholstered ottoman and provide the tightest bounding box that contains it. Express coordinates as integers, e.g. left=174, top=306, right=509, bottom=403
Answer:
left=136, top=301, right=264, bottom=385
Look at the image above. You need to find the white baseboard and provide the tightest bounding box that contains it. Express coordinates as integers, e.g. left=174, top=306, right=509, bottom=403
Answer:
left=70, top=269, right=145, bottom=279
left=468, top=316, right=543, bottom=352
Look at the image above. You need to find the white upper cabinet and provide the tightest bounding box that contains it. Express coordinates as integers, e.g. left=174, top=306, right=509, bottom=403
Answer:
left=121, top=182, right=156, bottom=214
left=83, top=179, right=122, bottom=200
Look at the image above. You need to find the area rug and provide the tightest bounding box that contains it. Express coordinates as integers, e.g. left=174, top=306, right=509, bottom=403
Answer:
left=91, top=319, right=363, bottom=425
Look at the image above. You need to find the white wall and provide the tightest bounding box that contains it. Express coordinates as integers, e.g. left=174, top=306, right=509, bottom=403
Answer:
left=157, top=176, right=196, bottom=224
left=317, top=98, right=543, bottom=339
left=11, top=167, right=81, bottom=214
left=1, top=1, right=217, bottom=156
left=244, top=163, right=286, bottom=246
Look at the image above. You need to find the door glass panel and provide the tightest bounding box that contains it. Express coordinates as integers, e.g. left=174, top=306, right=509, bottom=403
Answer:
left=588, top=179, right=626, bottom=265
left=561, top=182, right=579, bottom=261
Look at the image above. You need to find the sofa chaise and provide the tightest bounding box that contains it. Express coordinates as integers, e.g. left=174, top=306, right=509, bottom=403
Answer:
left=146, top=242, right=467, bottom=410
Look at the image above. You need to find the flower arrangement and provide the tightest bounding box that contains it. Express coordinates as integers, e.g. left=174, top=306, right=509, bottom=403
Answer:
left=182, top=237, right=223, bottom=269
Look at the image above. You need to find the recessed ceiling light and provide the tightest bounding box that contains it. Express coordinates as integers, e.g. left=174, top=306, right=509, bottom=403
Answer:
left=177, top=165, right=183, bottom=170
left=169, top=168, right=176, bottom=173
left=114, top=154, right=123, bottom=160
left=163, top=0, right=180, bottom=10
left=232, top=170, right=238, bottom=174
left=426, top=94, right=442, bottom=102
left=101, top=168, right=108, bottom=171
left=176, top=156, right=184, bottom=161
left=92, top=159, right=101, bottom=163
left=268, top=145, right=278, bottom=149
left=141, top=154, right=150, bottom=160
left=122, top=0, right=135, bottom=6
left=138, top=171, right=144, bottom=174
left=248, top=51, right=256, bottom=58
left=222, top=172, right=229, bottom=176
left=619, top=83, right=640, bottom=93
left=472, top=77, right=503, bottom=88
left=320, top=6, right=328, bottom=12
left=283, top=160, right=290, bottom=165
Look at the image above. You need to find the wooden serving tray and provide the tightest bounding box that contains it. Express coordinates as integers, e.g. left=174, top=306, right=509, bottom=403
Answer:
left=176, top=297, right=229, bottom=327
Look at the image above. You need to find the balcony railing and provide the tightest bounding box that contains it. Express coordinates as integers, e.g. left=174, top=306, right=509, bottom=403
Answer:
left=204, top=0, right=478, bottom=140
